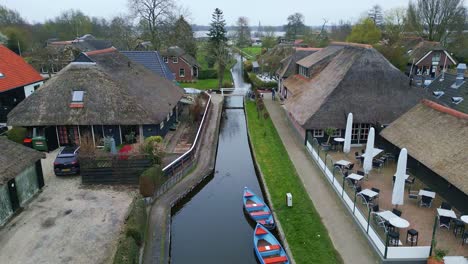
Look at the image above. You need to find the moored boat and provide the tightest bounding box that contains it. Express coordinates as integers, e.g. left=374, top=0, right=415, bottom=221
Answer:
left=243, top=187, right=275, bottom=230
left=253, top=223, right=290, bottom=264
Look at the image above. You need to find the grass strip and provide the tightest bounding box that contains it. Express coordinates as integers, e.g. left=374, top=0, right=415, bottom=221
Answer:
left=245, top=101, right=342, bottom=264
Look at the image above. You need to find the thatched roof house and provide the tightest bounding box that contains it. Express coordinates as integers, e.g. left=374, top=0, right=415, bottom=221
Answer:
left=8, top=47, right=183, bottom=126
left=381, top=100, right=468, bottom=197
left=283, top=43, right=423, bottom=140
left=7, top=48, right=184, bottom=148
left=0, top=137, right=45, bottom=185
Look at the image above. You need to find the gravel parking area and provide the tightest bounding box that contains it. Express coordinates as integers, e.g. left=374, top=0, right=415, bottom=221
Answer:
left=0, top=149, right=136, bottom=264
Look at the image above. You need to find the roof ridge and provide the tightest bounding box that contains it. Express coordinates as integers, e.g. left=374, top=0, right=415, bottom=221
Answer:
left=422, top=99, right=468, bottom=119
left=330, top=42, right=373, bottom=49
left=85, top=47, right=117, bottom=56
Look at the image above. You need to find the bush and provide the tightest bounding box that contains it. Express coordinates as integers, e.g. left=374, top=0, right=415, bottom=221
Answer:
left=244, top=60, right=253, bottom=72
left=113, top=236, right=139, bottom=264
left=7, top=127, right=26, bottom=144
left=198, top=69, right=218, bottom=79
left=139, top=165, right=164, bottom=197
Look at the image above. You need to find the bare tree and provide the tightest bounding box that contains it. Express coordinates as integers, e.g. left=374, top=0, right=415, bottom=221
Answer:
left=368, top=5, right=384, bottom=26
left=330, top=20, right=352, bottom=41
left=128, top=0, right=175, bottom=49
left=384, top=7, right=407, bottom=44
left=407, top=0, right=467, bottom=43
left=109, top=15, right=137, bottom=50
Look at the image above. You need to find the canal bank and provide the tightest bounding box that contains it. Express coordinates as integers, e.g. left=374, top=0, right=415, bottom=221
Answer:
left=143, top=94, right=223, bottom=264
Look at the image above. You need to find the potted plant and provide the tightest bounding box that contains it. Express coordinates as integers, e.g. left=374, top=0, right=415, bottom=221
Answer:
left=321, top=127, right=336, bottom=151
left=427, top=249, right=447, bottom=264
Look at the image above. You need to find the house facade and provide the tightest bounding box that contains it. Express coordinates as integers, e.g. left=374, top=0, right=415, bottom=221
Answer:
left=0, top=45, right=44, bottom=124
left=403, top=38, right=457, bottom=83
left=160, top=46, right=200, bottom=82
left=0, top=137, right=45, bottom=226
left=7, top=48, right=184, bottom=150
left=282, top=43, right=423, bottom=145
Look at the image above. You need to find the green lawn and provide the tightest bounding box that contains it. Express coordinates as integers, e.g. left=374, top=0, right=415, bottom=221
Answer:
left=241, top=47, right=262, bottom=58
left=245, top=101, right=342, bottom=264
left=180, top=62, right=234, bottom=90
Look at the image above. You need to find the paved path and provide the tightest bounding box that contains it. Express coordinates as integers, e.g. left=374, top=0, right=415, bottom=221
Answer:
left=264, top=96, right=379, bottom=264
left=143, top=94, right=223, bottom=264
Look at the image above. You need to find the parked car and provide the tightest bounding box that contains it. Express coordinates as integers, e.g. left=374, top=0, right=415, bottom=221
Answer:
left=54, top=146, right=80, bottom=176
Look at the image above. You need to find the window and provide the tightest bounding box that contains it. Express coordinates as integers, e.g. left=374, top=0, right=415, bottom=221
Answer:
left=313, top=129, right=324, bottom=137
left=163, top=56, right=168, bottom=63
left=72, top=91, right=84, bottom=102
left=332, top=130, right=341, bottom=137
left=172, top=56, right=178, bottom=63
left=160, top=121, right=164, bottom=130
left=432, top=52, right=441, bottom=63
left=299, top=66, right=309, bottom=78
left=179, top=68, right=185, bottom=77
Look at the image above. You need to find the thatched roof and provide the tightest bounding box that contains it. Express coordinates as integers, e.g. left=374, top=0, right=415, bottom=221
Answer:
left=284, top=43, right=424, bottom=130
left=405, top=40, right=445, bottom=63
left=8, top=48, right=184, bottom=126
left=0, top=137, right=45, bottom=185
left=277, top=48, right=321, bottom=79
left=381, top=100, right=468, bottom=195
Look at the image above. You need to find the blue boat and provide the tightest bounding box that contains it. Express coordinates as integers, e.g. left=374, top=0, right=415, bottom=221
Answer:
left=243, top=187, right=275, bottom=230
left=253, top=223, right=290, bottom=264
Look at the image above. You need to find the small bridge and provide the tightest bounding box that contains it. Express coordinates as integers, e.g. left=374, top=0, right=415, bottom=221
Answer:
left=220, top=88, right=249, bottom=96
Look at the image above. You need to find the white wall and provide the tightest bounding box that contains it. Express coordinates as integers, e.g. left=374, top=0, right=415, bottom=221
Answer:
left=23, top=81, right=43, bottom=98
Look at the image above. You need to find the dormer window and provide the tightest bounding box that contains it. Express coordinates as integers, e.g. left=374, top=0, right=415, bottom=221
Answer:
left=299, top=66, right=309, bottom=78
left=432, top=91, right=444, bottom=98
left=70, top=90, right=84, bottom=108
left=452, top=97, right=463, bottom=104
left=172, top=56, right=178, bottom=63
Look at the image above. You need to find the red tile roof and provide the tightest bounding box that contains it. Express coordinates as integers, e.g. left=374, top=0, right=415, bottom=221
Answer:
left=0, top=45, right=43, bottom=93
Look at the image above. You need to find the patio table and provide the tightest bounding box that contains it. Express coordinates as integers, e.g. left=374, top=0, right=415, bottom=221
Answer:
left=461, top=215, right=468, bottom=224
left=335, top=160, right=352, bottom=167
left=347, top=173, right=364, bottom=181
left=359, top=189, right=379, bottom=198
left=418, top=190, right=436, bottom=198
left=364, top=148, right=383, bottom=158
left=437, top=208, right=457, bottom=219
left=389, top=217, right=410, bottom=229
left=334, top=138, right=345, bottom=151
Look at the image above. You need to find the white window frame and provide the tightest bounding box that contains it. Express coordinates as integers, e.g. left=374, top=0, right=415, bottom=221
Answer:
left=172, top=56, right=178, bottom=63
left=72, top=91, right=84, bottom=102
left=313, top=129, right=324, bottom=137
left=163, top=56, right=168, bottom=63
left=160, top=121, right=164, bottom=130
left=179, top=68, right=185, bottom=77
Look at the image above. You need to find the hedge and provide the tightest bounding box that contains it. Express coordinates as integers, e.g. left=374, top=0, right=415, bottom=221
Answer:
left=7, top=127, right=27, bottom=144
left=247, top=72, right=277, bottom=89
left=113, top=197, right=147, bottom=264
left=198, top=69, right=218, bottom=79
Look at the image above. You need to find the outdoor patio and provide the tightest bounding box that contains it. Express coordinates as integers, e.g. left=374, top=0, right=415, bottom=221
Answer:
left=321, top=147, right=467, bottom=256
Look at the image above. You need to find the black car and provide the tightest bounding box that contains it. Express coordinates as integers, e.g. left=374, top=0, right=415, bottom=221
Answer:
left=54, top=146, right=80, bottom=176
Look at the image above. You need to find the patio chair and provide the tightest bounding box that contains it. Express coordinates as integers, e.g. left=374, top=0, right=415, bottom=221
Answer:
left=392, top=208, right=402, bottom=217
left=384, top=153, right=395, bottom=163
left=420, top=196, right=433, bottom=207
left=346, top=178, right=357, bottom=188
left=439, top=216, right=451, bottom=229
left=405, top=177, right=416, bottom=188
left=357, top=170, right=365, bottom=176
left=440, top=202, right=452, bottom=210
left=408, top=190, right=419, bottom=200
left=355, top=186, right=362, bottom=193
left=346, top=163, right=355, bottom=171
left=371, top=187, right=380, bottom=194
left=355, top=152, right=364, bottom=164
left=388, top=231, right=400, bottom=246
left=372, top=160, right=383, bottom=173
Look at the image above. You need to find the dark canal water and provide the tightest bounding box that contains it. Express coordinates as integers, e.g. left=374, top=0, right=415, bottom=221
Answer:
left=170, top=56, right=260, bottom=263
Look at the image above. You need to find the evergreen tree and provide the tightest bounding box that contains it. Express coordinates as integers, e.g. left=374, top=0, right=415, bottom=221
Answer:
left=207, top=8, right=229, bottom=89
left=170, top=16, right=197, bottom=57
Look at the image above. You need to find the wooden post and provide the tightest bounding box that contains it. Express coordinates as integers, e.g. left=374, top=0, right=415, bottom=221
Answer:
left=91, top=125, right=96, bottom=147
left=77, top=125, right=81, bottom=145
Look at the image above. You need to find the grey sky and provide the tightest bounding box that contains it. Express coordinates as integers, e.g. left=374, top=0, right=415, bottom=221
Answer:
left=2, top=0, right=410, bottom=26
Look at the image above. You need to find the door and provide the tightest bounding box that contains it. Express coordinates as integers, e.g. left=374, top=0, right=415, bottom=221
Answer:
left=7, top=179, right=20, bottom=212
left=45, top=126, right=59, bottom=151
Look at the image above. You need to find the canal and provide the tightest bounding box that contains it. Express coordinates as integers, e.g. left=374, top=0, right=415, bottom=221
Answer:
left=170, top=56, right=261, bottom=263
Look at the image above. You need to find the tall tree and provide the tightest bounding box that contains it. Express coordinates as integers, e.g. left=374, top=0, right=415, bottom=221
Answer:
left=347, top=18, right=382, bottom=44
left=129, top=0, right=175, bottom=50
left=330, top=20, right=352, bottom=41
left=43, top=10, right=93, bottom=40
left=407, top=0, right=467, bottom=43
left=207, top=8, right=228, bottom=89
left=0, top=5, right=25, bottom=26
left=368, top=5, right=384, bottom=26
left=109, top=16, right=137, bottom=50
left=284, top=13, right=306, bottom=40
left=383, top=7, right=407, bottom=45
left=235, top=16, right=251, bottom=48
left=168, top=16, right=197, bottom=56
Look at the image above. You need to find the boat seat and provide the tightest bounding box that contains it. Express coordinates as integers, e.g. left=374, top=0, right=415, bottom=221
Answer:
left=251, top=211, right=270, bottom=216
left=246, top=203, right=264, bottom=208
left=258, top=244, right=281, bottom=252
left=244, top=191, right=254, bottom=197
left=263, top=256, right=288, bottom=264
left=255, top=227, right=268, bottom=236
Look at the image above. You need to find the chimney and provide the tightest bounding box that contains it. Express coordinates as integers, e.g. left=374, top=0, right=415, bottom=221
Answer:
left=455, top=63, right=466, bottom=87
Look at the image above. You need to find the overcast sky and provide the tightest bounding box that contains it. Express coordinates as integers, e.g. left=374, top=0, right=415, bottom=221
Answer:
left=2, top=0, right=410, bottom=26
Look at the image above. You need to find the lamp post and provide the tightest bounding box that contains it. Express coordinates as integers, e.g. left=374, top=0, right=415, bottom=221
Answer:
left=429, top=214, right=438, bottom=256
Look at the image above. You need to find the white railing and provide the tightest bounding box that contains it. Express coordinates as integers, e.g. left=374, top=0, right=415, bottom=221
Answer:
left=306, top=138, right=431, bottom=260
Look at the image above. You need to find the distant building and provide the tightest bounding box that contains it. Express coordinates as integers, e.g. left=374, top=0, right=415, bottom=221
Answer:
left=160, top=46, right=200, bottom=82
left=8, top=48, right=184, bottom=150
left=0, top=45, right=44, bottom=124
left=282, top=42, right=423, bottom=144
